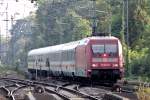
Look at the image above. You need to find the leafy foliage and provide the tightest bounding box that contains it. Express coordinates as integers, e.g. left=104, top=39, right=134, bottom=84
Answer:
left=129, top=48, right=150, bottom=77
left=5, top=0, right=150, bottom=78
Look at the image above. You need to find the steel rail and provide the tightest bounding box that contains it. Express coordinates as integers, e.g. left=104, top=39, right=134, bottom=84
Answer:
left=33, top=80, right=100, bottom=100
left=1, top=78, right=100, bottom=100
left=0, top=86, right=15, bottom=100
left=3, top=78, right=138, bottom=99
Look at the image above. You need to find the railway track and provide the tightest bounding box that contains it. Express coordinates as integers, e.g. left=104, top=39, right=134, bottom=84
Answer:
left=57, top=78, right=140, bottom=100
left=0, top=78, right=100, bottom=100
left=0, top=77, right=143, bottom=100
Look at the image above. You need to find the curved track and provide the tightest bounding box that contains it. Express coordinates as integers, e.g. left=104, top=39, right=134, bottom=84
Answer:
left=0, top=77, right=141, bottom=100
left=0, top=78, right=100, bottom=100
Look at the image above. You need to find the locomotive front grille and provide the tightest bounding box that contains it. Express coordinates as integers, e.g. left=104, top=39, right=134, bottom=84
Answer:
left=91, top=69, right=120, bottom=82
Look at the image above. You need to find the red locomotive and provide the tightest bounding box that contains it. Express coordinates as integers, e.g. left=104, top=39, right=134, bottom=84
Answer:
left=28, top=36, right=124, bottom=82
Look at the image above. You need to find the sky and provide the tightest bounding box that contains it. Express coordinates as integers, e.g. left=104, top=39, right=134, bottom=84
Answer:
left=0, top=0, right=37, bottom=36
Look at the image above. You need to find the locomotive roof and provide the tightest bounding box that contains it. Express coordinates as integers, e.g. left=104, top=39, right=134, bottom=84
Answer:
left=28, top=36, right=119, bottom=56
left=86, top=36, right=118, bottom=40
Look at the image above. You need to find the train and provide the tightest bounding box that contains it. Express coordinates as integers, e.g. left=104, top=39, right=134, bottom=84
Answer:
left=27, top=36, right=124, bottom=83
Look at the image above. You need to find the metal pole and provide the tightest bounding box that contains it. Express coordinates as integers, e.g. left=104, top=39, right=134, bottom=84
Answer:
left=11, top=15, right=14, bottom=66
left=108, top=12, right=112, bottom=35
left=91, top=0, right=97, bottom=36
left=5, top=3, right=8, bottom=65
left=108, top=0, right=111, bottom=36
left=39, top=59, right=42, bottom=80
left=122, top=0, right=125, bottom=43
left=36, top=60, right=37, bottom=80
left=124, top=0, right=130, bottom=76
left=126, top=0, right=130, bottom=76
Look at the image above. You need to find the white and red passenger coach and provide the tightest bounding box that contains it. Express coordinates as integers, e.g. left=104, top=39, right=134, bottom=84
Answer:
left=28, top=36, right=124, bottom=82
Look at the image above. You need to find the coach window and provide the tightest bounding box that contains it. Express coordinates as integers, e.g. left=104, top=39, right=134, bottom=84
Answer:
left=66, top=51, right=68, bottom=61
left=52, top=53, right=56, bottom=61
left=50, top=53, right=53, bottom=61
left=40, top=58, right=43, bottom=64
left=52, top=54, right=54, bottom=61
left=54, top=53, right=56, bottom=61
left=35, top=60, right=38, bottom=66
left=55, top=53, right=59, bottom=61
left=71, top=50, right=74, bottom=61
left=46, top=58, right=50, bottom=67
left=70, top=51, right=72, bottom=61
left=30, top=57, right=33, bottom=63
left=65, top=51, right=67, bottom=61
left=72, top=51, right=74, bottom=61
left=68, top=51, right=70, bottom=61
left=68, top=50, right=72, bottom=61
left=67, top=51, right=70, bottom=61
left=28, top=56, right=30, bottom=62
left=62, top=51, right=64, bottom=61
left=67, top=51, right=69, bottom=61
left=62, top=51, right=65, bottom=61
left=62, top=51, right=67, bottom=61
left=38, top=58, right=41, bottom=66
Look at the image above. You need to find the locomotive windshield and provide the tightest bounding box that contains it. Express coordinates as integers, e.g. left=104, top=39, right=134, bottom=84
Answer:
left=92, top=44, right=117, bottom=56
left=92, top=45, right=104, bottom=54
left=105, top=44, right=117, bottom=53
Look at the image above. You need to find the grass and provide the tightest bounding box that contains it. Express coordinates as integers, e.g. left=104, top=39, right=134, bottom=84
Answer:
left=0, top=64, right=25, bottom=78
left=137, top=86, right=150, bottom=100
left=125, top=75, right=150, bottom=100
left=125, top=76, right=150, bottom=82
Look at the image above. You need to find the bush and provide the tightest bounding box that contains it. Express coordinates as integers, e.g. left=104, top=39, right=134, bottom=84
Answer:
left=128, top=48, right=150, bottom=78
left=137, top=86, right=150, bottom=100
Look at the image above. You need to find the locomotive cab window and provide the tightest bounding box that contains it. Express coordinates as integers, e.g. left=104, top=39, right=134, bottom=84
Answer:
left=105, top=44, right=118, bottom=57
left=92, top=44, right=118, bottom=57
left=92, top=44, right=104, bottom=54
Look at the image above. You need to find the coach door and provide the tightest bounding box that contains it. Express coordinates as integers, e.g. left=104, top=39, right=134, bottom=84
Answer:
left=46, top=58, right=51, bottom=77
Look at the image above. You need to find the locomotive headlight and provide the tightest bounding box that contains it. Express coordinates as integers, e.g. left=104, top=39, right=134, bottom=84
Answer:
left=92, top=63, right=99, bottom=67
left=88, top=69, right=91, bottom=72
left=112, top=64, right=118, bottom=67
